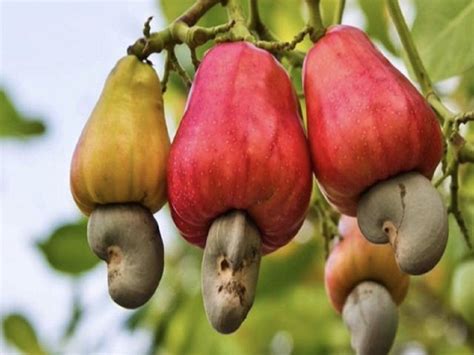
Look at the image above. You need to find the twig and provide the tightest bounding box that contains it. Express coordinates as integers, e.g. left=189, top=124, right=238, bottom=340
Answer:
left=333, top=0, right=346, bottom=24
left=160, top=50, right=173, bottom=93
left=386, top=0, right=434, bottom=99
left=448, top=165, right=472, bottom=248
left=128, top=0, right=229, bottom=59
left=305, top=0, right=325, bottom=42
left=168, top=49, right=192, bottom=89
left=190, top=47, right=200, bottom=70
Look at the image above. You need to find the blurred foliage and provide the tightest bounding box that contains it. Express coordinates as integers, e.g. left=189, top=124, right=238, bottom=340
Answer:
left=452, top=67, right=474, bottom=111
left=0, top=89, right=46, bottom=138
left=2, top=0, right=474, bottom=354
left=36, top=219, right=99, bottom=275
left=2, top=314, right=48, bottom=355
left=451, top=260, right=474, bottom=327
left=358, top=0, right=397, bottom=54
left=411, top=0, right=474, bottom=82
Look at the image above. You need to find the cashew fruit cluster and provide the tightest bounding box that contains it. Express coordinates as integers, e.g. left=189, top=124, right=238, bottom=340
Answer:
left=70, top=55, right=170, bottom=308
left=304, top=25, right=448, bottom=275
left=325, top=216, right=409, bottom=355
left=167, top=42, right=313, bottom=333
left=70, top=22, right=449, bottom=342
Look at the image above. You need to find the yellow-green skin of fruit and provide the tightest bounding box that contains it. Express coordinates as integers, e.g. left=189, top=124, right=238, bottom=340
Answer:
left=450, top=260, right=474, bottom=326
left=70, top=55, right=170, bottom=216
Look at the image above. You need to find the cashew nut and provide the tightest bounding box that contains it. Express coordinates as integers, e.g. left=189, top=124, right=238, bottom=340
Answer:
left=202, top=210, right=261, bottom=334
left=342, top=281, right=398, bottom=355
left=357, top=172, right=448, bottom=275
left=88, top=203, right=164, bottom=308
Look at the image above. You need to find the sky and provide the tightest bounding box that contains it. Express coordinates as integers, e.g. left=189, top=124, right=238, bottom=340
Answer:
left=0, top=0, right=423, bottom=353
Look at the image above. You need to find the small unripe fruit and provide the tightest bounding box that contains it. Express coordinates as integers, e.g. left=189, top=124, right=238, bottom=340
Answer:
left=325, top=216, right=409, bottom=355
left=325, top=216, right=409, bottom=313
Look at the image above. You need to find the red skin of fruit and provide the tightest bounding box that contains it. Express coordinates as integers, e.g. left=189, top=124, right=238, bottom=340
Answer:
left=168, top=42, right=313, bottom=254
left=325, top=216, right=409, bottom=313
left=303, top=25, right=443, bottom=216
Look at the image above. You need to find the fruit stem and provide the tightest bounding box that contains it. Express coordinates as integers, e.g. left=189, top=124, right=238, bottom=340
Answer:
left=167, top=49, right=192, bottom=89
left=386, top=0, right=457, bottom=127
left=247, top=0, right=262, bottom=34
left=177, top=0, right=224, bottom=26
left=305, top=0, right=326, bottom=42
left=201, top=210, right=262, bottom=334
left=386, top=0, right=434, bottom=100
left=172, top=20, right=236, bottom=48
left=127, top=0, right=229, bottom=59
left=243, top=0, right=306, bottom=65
left=160, top=50, right=173, bottom=93
left=225, top=0, right=254, bottom=40
left=449, top=164, right=472, bottom=249
left=333, top=0, right=346, bottom=25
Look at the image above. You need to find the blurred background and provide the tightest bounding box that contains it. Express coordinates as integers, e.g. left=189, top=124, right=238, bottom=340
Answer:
left=1, top=0, right=473, bottom=354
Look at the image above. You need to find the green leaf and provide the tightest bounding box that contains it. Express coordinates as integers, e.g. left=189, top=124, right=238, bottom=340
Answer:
left=0, top=89, right=46, bottom=138
left=159, top=0, right=227, bottom=27
left=451, top=67, right=474, bottom=109
left=258, top=0, right=306, bottom=42
left=246, top=286, right=350, bottom=354
left=37, top=219, right=99, bottom=275
left=411, top=0, right=474, bottom=82
left=358, top=0, right=397, bottom=54
left=125, top=305, right=149, bottom=331
left=2, top=313, right=47, bottom=355
left=257, top=238, right=320, bottom=298
left=163, top=294, right=243, bottom=355
left=450, top=259, right=474, bottom=326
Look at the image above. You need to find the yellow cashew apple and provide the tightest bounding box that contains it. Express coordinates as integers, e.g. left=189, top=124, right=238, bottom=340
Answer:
left=70, top=55, right=170, bottom=216
left=70, top=55, right=169, bottom=309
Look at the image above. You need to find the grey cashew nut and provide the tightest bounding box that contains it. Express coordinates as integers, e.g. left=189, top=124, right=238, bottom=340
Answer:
left=342, top=281, right=398, bottom=355
left=88, top=203, right=164, bottom=309
left=202, top=210, right=262, bottom=334
left=357, top=172, right=448, bottom=275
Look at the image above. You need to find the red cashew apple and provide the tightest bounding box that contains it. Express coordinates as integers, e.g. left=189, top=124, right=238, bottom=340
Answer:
left=325, top=216, right=409, bottom=355
left=304, top=25, right=448, bottom=275
left=168, top=42, right=313, bottom=333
